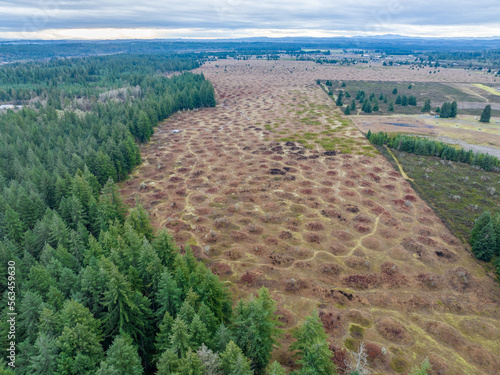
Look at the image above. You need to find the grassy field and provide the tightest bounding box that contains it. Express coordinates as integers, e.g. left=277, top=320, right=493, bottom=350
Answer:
left=324, top=80, right=500, bottom=116
left=378, top=146, right=500, bottom=244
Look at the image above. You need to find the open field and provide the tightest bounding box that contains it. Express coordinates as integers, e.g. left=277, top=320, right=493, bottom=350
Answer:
left=378, top=147, right=500, bottom=243
left=120, top=60, right=500, bottom=374
left=325, top=80, right=500, bottom=116
left=351, top=114, right=500, bottom=157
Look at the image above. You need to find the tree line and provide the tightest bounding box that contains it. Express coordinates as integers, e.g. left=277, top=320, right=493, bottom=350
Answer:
left=366, top=131, right=499, bottom=171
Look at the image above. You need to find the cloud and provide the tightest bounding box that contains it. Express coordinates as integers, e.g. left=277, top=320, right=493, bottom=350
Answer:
left=0, top=0, right=499, bottom=38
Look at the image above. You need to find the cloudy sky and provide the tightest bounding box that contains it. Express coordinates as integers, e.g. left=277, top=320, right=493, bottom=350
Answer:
left=0, top=0, right=499, bottom=39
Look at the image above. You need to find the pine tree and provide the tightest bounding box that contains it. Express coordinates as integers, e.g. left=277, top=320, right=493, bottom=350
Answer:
left=28, top=333, right=58, bottom=375
left=97, top=334, right=143, bottom=375
left=267, top=361, right=286, bottom=375
left=362, top=100, right=372, bottom=114
left=156, top=270, right=182, bottom=318
left=213, top=323, right=234, bottom=353
left=408, top=358, right=432, bottom=375
left=350, top=100, right=356, bottom=111
left=189, top=314, right=210, bottom=350
left=344, top=106, right=351, bottom=115
left=451, top=101, right=457, bottom=118
left=178, top=299, right=197, bottom=325
left=56, top=301, right=104, bottom=375
left=480, top=105, right=491, bottom=123
left=152, top=229, right=179, bottom=269
left=155, top=311, right=175, bottom=353
left=290, top=310, right=336, bottom=375
left=177, top=349, right=205, bottom=375
left=421, top=99, right=431, bottom=112
left=388, top=102, right=394, bottom=112
left=125, top=203, right=154, bottom=241
left=472, top=221, right=496, bottom=261
left=157, top=349, right=180, bottom=375
left=170, top=317, right=191, bottom=358
left=470, top=211, right=492, bottom=246
left=335, top=91, right=343, bottom=107
left=220, top=341, right=252, bottom=375
left=233, top=287, right=282, bottom=374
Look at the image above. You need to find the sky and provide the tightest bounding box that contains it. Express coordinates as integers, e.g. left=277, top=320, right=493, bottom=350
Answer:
left=0, top=0, right=500, bottom=40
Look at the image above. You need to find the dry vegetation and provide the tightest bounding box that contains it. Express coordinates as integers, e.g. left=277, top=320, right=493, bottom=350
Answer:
left=120, top=60, right=500, bottom=375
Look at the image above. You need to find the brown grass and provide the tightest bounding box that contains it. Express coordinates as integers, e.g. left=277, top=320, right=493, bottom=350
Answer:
left=120, top=59, right=500, bottom=375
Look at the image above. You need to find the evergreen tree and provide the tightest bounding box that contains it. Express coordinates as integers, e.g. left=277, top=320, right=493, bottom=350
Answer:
left=170, top=317, right=191, bottom=358
left=220, top=341, right=253, bottom=375
left=97, top=334, right=143, bottom=375
left=177, top=349, right=205, bottom=375
left=362, top=100, right=372, bottom=114
left=392, top=88, right=398, bottom=95
left=344, top=106, right=351, bottom=115
left=470, top=211, right=492, bottom=246
left=233, top=287, right=282, bottom=374
left=213, top=323, right=234, bottom=353
left=451, top=101, right=457, bottom=117
left=190, top=314, right=210, bottom=350
left=472, top=221, right=496, bottom=261
left=267, top=361, right=286, bottom=375
left=408, top=358, right=432, bottom=375
left=290, top=311, right=336, bottom=375
left=28, top=333, right=59, bottom=375
left=56, top=301, right=103, bottom=375
left=350, top=100, right=356, bottom=111
left=421, top=99, right=431, bottom=112
left=157, top=349, right=180, bottom=375
left=126, top=203, right=154, bottom=241
left=480, top=105, right=491, bottom=123
left=388, top=102, right=394, bottom=112
left=395, top=95, right=402, bottom=104
left=152, top=229, right=178, bottom=268
left=155, top=311, right=175, bottom=353
left=335, top=91, right=343, bottom=107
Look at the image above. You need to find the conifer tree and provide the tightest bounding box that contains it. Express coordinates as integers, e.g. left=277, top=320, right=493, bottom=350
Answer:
left=170, top=317, right=191, bottom=358
left=290, top=310, right=336, bottom=375
left=97, top=334, right=143, bottom=375
left=480, top=105, right=491, bottom=123
left=470, top=211, right=492, bottom=246
left=177, top=349, right=205, bottom=375
left=190, top=314, right=210, bottom=350
left=267, top=361, right=286, bottom=375
left=233, top=287, right=282, bottom=374
left=472, top=222, right=496, bottom=261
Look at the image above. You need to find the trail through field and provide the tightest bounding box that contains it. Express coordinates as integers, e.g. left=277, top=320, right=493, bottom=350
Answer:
left=121, top=60, right=500, bottom=375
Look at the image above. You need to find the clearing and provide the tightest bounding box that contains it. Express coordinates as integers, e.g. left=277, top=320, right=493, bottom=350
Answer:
left=121, top=60, right=500, bottom=375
